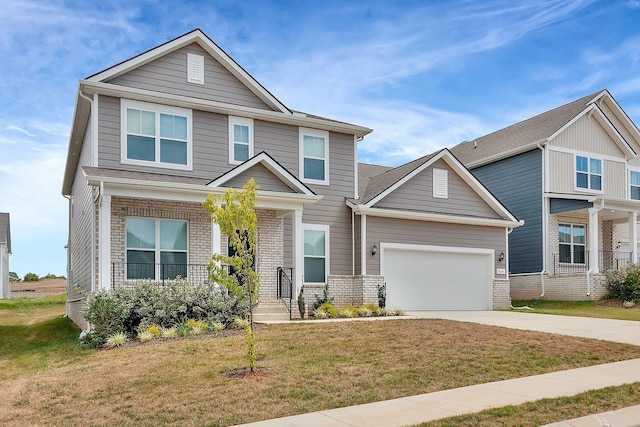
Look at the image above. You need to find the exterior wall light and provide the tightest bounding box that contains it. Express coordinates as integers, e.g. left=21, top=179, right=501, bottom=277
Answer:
left=498, top=252, right=505, bottom=262
left=371, top=244, right=377, bottom=256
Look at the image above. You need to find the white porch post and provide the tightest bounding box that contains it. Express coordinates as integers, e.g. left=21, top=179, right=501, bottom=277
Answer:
left=293, top=209, right=304, bottom=295
left=630, top=211, right=638, bottom=263
left=212, top=222, right=221, bottom=257
left=98, top=194, right=111, bottom=290
left=360, top=214, right=367, bottom=276
left=588, top=207, right=599, bottom=273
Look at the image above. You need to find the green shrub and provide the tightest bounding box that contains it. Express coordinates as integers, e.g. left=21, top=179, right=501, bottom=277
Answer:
left=362, top=303, right=380, bottom=316
left=313, top=283, right=334, bottom=311
left=81, top=291, right=129, bottom=348
left=105, top=332, right=128, bottom=348
left=314, top=307, right=328, bottom=319
left=316, top=302, right=337, bottom=318
left=23, top=272, right=39, bottom=282
left=338, top=305, right=359, bottom=318
left=378, top=283, right=386, bottom=308
left=605, top=264, right=640, bottom=302
left=357, top=306, right=373, bottom=317
left=297, top=287, right=306, bottom=319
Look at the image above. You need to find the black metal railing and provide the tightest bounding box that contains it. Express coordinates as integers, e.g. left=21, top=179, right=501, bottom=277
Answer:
left=277, top=267, right=293, bottom=320
left=552, top=251, right=632, bottom=275
left=111, top=263, right=210, bottom=289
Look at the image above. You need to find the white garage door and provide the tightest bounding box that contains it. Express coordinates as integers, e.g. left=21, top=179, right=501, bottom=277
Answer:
left=382, top=244, right=493, bottom=310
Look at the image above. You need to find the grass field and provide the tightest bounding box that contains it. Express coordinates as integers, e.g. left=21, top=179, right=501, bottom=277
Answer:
left=3, top=296, right=640, bottom=426
left=511, top=299, right=640, bottom=321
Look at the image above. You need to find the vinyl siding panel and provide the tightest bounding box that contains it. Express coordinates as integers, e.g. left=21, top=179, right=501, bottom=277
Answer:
left=549, top=151, right=626, bottom=198
left=366, top=216, right=505, bottom=276
left=550, top=198, right=593, bottom=214
left=373, top=159, right=501, bottom=219
left=600, top=99, right=640, bottom=155
left=107, top=44, right=272, bottom=110
left=550, top=114, right=626, bottom=157
left=224, top=163, right=296, bottom=193
left=472, top=149, right=543, bottom=274
left=254, top=120, right=299, bottom=174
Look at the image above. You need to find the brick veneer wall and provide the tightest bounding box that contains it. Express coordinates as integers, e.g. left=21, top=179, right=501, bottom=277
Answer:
left=510, top=273, right=608, bottom=301
left=301, top=275, right=384, bottom=315
left=492, top=279, right=511, bottom=309
left=548, top=212, right=604, bottom=274
left=255, top=209, right=283, bottom=302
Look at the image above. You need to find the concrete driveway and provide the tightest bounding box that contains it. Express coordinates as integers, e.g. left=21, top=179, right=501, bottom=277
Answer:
left=406, top=310, right=640, bottom=346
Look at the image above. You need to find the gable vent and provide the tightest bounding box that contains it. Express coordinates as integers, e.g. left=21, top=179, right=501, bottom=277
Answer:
left=187, top=53, right=204, bottom=85
left=433, top=168, right=448, bottom=199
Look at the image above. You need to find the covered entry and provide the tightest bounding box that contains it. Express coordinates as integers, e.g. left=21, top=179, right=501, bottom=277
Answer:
left=381, top=243, right=493, bottom=310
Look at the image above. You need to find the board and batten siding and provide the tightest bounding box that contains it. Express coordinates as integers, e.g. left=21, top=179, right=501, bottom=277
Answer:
left=365, top=216, right=506, bottom=277
left=472, top=149, right=542, bottom=274
left=106, top=43, right=272, bottom=111
left=548, top=150, right=626, bottom=199
left=373, top=159, right=502, bottom=219
left=550, top=114, right=627, bottom=158
left=68, top=120, right=96, bottom=326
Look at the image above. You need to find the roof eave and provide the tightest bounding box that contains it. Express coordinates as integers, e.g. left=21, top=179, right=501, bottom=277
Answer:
left=62, top=84, right=92, bottom=196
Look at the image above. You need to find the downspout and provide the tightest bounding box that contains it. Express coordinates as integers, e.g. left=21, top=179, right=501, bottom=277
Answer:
left=351, top=210, right=355, bottom=276
left=537, top=141, right=547, bottom=298
left=63, top=194, right=71, bottom=318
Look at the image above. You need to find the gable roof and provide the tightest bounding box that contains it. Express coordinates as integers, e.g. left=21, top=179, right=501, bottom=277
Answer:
left=0, top=212, right=10, bottom=253
left=450, top=89, right=639, bottom=168
left=88, top=29, right=290, bottom=114
left=351, top=149, right=520, bottom=225
left=208, top=151, right=315, bottom=195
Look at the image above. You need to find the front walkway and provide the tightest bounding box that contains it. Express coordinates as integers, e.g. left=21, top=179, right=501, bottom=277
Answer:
left=241, top=311, right=640, bottom=427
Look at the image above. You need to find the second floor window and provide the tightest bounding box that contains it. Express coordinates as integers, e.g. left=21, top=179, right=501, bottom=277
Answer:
left=121, top=100, right=192, bottom=170
left=299, top=128, right=329, bottom=185
left=229, top=117, right=254, bottom=164
left=575, top=155, right=602, bottom=191
left=631, top=170, right=640, bottom=200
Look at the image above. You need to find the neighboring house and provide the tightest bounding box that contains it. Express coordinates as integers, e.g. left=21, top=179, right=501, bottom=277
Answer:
left=61, top=29, right=521, bottom=328
left=0, top=212, right=11, bottom=299
left=451, top=90, right=640, bottom=301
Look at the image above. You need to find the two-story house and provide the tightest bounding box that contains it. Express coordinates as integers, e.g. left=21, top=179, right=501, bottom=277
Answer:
left=62, top=29, right=521, bottom=327
left=451, top=90, right=640, bottom=301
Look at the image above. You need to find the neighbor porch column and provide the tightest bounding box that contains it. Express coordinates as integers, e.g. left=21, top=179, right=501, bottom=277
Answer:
left=98, top=194, right=111, bottom=290
left=630, top=211, right=638, bottom=263
left=293, top=209, right=303, bottom=296
left=588, top=207, right=599, bottom=273
left=360, top=214, right=367, bottom=275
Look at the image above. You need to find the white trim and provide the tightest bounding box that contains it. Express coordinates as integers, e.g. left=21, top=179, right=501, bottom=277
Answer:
left=302, top=223, right=330, bottom=285
left=544, top=192, right=597, bottom=202
left=120, top=99, right=193, bottom=171
left=547, top=145, right=627, bottom=164
left=212, top=222, right=221, bottom=257
left=628, top=167, right=640, bottom=201
left=432, top=168, right=448, bottom=199
left=354, top=135, right=359, bottom=199
left=630, top=212, right=638, bottom=262
left=98, top=194, right=111, bottom=290
left=352, top=205, right=523, bottom=228
left=186, top=53, right=204, bottom=85
left=299, top=127, right=330, bottom=186
left=87, top=29, right=291, bottom=114
left=208, top=151, right=315, bottom=196
left=92, top=93, right=99, bottom=166
left=293, top=209, right=303, bottom=296
left=360, top=214, right=367, bottom=276
left=228, top=116, right=254, bottom=165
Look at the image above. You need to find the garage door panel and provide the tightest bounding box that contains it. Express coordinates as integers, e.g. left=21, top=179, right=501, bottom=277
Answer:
left=383, top=246, right=492, bottom=310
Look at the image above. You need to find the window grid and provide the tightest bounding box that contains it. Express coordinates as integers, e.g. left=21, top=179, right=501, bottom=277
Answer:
left=576, top=155, right=602, bottom=191
left=558, top=223, right=586, bottom=264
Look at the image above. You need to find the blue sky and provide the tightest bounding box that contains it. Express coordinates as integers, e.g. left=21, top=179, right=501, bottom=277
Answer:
left=1, top=0, right=640, bottom=277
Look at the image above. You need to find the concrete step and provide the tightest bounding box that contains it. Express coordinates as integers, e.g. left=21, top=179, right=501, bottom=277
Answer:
left=253, top=302, right=290, bottom=322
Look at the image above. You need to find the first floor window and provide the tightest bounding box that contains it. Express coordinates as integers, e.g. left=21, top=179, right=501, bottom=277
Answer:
left=126, top=218, right=188, bottom=280
left=303, top=226, right=328, bottom=283
left=631, top=170, right=640, bottom=200
left=559, top=223, right=585, bottom=264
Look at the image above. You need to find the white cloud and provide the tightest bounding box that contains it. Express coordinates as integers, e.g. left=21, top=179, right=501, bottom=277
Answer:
left=5, top=125, right=35, bottom=137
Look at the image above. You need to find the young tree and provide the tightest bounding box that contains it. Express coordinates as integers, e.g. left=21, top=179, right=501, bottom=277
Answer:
left=203, top=178, right=260, bottom=371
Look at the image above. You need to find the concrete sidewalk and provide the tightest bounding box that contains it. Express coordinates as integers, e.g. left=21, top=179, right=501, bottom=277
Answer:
left=242, top=312, right=640, bottom=427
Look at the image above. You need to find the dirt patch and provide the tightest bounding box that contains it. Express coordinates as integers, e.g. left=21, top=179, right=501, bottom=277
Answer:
left=10, top=278, right=66, bottom=298
left=223, top=368, right=270, bottom=379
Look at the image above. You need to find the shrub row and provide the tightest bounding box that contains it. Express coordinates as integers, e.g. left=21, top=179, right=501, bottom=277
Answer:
left=605, top=263, right=640, bottom=302
left=81, top=280, right=246, bottom=348
left=313, top=302, right=404, bottom=319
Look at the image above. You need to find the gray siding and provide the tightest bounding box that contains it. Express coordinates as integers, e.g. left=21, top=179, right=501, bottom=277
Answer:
left=366, top=216, right=506, bottom=276
left=472, top=149, right=543, bottom=274
left=550, top=198, right=593, bottom=214
left=225, top=163, right=296, bottom=193
left=107, top=44, right=272, bottom=110
left=374, top=159, right=502, bottom=219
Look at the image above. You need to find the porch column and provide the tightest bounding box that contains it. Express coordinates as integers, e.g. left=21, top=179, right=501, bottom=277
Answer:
left=360, top=214, right=367, bottom=275
left=293, top=209, right=303, bottom=296
left=630, top=211, right=638, bottom=263
left=98, top=194, right=111, bottom=290
left=588, top=207, right=599, bottom=273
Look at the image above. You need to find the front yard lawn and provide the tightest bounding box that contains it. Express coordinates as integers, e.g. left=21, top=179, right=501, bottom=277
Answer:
left=3, top=298, right=640, bottom=426
left=511, top=299, right=640, bottom=321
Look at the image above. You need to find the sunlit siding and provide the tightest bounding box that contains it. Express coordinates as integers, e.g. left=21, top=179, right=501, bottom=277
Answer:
left=548, top=150, right=573, bottom=194
left=107, top=44, right=272, bottom=110
left=550, top=115, right=626, bottom=157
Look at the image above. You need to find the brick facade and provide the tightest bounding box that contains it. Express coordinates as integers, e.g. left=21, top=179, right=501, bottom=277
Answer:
left=510, top=273, right=608, bottom=301
left=492, top=279, right=511, bottom=309
left=255, top=209, right=284, bottom=302
left=300, top=275, right=384, bottom=315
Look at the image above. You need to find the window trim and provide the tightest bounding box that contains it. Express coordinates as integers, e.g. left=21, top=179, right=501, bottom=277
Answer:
left=120, top=99, right=193, bottom=171
left=574, top=154, right=603, bottom=193
left=228, top=116, right=254, bottom=165
left=629, top=168, right=640, bottom=201
left=299, top=127, right=329, bottom=185
left=125, top=217, right=189, bottom=280
left=302, top=223, right=330, bottom=284
left=558, top=222, right=586, bottom=265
